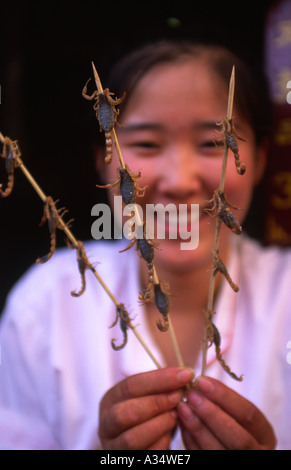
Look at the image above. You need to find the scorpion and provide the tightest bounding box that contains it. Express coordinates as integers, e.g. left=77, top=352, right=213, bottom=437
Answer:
left=206, top=312, right=243, bottom=382
left=70, top=241, right=91, bottom=297
left=82, top=79, right=126, bottom=164
left=0, top=137, right=20, bottom=198
left=120, top=223, right=156, bottom=259
left=205, top=189, right=242, bottom=235
left=122, top=226, right=159, bottom=308
left=139, top=279, right=170, bottom=332
left=212, top=250, right=239, bottom=292
left=36, top=197, right=71, bottom=264
left=218, top=117, right=246, bottom=175
left=110, top=303, right=132, bottom=351
left=214, top=333, right=243, bottom=382
left=96, top=164, right=148, bottom=205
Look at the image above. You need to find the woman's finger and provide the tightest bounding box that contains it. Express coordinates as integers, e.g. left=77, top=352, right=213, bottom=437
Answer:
left=100, top=367, right=194, bottom=411
left=100, top=390, right=182, bottom=438
left=178, top=402, right=225, bottom=450
left=193, top=377, right=276, bottom=449
left=102, top=410, right=178, bottom=450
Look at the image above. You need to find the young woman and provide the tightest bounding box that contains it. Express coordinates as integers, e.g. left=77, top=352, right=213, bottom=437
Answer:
left=0, top=40, right=289, bottom=450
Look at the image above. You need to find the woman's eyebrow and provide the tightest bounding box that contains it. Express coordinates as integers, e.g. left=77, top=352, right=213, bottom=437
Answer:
left=118, top=123, right=163, bottom=132
left=193, top=121, right=221, bottom=130
left=118, top=121, right=221, bottom=133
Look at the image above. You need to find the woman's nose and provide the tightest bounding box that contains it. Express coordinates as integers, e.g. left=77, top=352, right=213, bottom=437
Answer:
left=158, top=144, right=202, bottom=197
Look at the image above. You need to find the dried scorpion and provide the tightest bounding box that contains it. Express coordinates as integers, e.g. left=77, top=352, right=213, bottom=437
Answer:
left=212, top=250, right=239, bottom=292
left=206, top=312, right=243, bottom=382
left=70, top=241, right=91, bottom=297
left=82, top=79, right=126, bottom=164
left=110, top=303, right=132, bottom=350
left=121, top=225, right=170, bottom=332
left=0, top=137, right=20, bottom=197
left=218, top=117, right=246, bottom=175
left=36, top=197, right=71, bottom=264
left=205, top=189, right=242, bottom=235
left=96, top=164, right=148, bottom=205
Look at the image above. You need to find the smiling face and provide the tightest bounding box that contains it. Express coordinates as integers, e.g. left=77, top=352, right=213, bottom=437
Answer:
left=103, top=58, right=265, bottom=272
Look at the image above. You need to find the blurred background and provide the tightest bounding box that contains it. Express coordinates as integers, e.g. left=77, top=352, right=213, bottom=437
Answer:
left=0, top=0, right=289, bottom=312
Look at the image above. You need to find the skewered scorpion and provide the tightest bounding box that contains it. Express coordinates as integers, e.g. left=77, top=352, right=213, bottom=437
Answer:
left=212, top=250, right=239, bottom=292
left=96, top=164, right=148, bottom=205
left=110, top=303, right=132, bottom=350
left=205, top=311, right=243, bottom=382
left=205, top=189, right=242, bottom=235
left=0, top=137, right=20, bottom=197
left=218, top=117, right=246, bottom=175
left=82, top=79, right=126, bottom=164
left=36, top=197, right=71, bottom=264
left=70, top=241, right=91, bottom=297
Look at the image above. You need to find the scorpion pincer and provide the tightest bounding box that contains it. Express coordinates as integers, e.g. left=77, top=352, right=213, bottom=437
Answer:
left=96, top=164, right=148, bottom=205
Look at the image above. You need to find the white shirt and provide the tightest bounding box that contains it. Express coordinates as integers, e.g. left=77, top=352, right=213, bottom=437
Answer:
left=0, top=236, right=290, bottom=450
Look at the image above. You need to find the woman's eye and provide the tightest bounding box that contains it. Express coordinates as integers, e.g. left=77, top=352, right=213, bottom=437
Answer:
left=199, top=139, right=224, bottom=154
left=128, top=140, right=162, bottom=155
left=134, top=141, right=160, bottom=148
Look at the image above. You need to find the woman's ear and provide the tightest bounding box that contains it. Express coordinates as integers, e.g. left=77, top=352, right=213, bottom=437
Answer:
left=254, top=138, right=268, bottom=186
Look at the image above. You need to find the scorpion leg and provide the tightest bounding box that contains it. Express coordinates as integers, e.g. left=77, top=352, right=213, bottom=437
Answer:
left=220, top=192, right=241, bottom=210
left=119, top=238, right=137, bottom=253
left=96, top=177, right=120, bottom=190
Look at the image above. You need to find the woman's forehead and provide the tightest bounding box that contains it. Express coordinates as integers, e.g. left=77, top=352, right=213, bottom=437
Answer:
left=120, top=62, right=228, bottom=127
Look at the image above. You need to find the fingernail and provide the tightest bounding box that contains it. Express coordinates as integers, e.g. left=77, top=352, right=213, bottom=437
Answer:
left=177, top=368, right=195, bottom=384
left=196, top=376, right=215, bottom=394
left=187, top=390, right=203, bottom=408
left=168, top=390, right=182, bottom=405
left=177, top=402, right=194, bottom=421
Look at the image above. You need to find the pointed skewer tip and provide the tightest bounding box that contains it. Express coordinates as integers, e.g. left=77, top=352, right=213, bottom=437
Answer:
left=227, top=65, right=235, bottom=119
left=91, top=61, right=103, bottom=93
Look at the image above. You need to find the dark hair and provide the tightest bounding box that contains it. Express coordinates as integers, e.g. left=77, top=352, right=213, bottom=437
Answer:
left=105, top=39, right=272, bottom=146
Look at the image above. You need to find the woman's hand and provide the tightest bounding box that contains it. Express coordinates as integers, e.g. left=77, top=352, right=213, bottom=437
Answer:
left=178, top=376, right=277, bottom=450
left=98, top=367, right=194, bottom=450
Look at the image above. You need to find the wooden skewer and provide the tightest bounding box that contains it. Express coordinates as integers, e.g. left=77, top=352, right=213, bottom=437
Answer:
left=0, top=130, right=161, bottom=369
left=89, top=63, right=185, bottom=368
left=201, top=66, right=235, bottom=377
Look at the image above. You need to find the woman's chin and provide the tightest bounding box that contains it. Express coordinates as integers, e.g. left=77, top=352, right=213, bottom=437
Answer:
left=152, top=237, right=213, bottom=272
